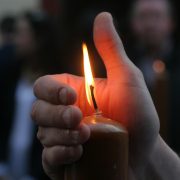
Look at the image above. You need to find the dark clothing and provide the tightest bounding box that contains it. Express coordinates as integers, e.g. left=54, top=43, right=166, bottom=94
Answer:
left=170, top=66, right=180, bottom=152
left=0, top=44, right=18, bottom=162
left=126, top=42, right=180, bottom=153
left=0, top=45, right=49, bottom=179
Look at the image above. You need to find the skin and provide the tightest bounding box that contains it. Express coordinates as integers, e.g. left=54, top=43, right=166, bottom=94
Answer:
left=131, top=0, right=173, bottom=50
left=15, top=18, right=36, bottom=56
left=32, top=12, right=180, bottom=180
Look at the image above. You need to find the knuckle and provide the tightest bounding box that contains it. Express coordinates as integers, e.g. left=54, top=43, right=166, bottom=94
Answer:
left=59, top=105, right=78, bottom=128
left=52, top=109, right=58, bottom=125
left=49, top=152, right=58, bottom=165
left=70, top=106, right=82, bottom=123
left=78, top=125, right=90, bottom=143
left=37, top=127, right=44, bottom=142
left=43, top=148, right=60, bottom=167
left=42, top=148, right=48, bottom=165
left=31, top=100, right=40, bottom=122
left=55, top=105, right=82, bottom=129
left=48, top=86, right=59, bottom=103
left=60, top=146, right=69, bottom=155
left=66, top=146, right=83, bottom=161
left=34, top=75, right=55, bottom=101
left=33, top=79, right=40, bottom=97
left=70, top=131, right=80, bottom=144
left=49, top=106, right=63, bottom=127
left=60, top=146, right=77, bottom=161
left=56, top=106, right=68, bottom=125
left=62, top=129, right=71, bottom=137
left=33, top=76, right=49, bottom=96
left=66, top=146, right=74, bottom=157
left=42, top=146, right=83, bottom=166
left=42, top=148, right=52, bottom=167
left=61, top=129, right=80, bottom=145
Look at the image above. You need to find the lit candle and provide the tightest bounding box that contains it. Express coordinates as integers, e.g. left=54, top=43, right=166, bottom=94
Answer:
left=65, top=43, right=128, bottom=180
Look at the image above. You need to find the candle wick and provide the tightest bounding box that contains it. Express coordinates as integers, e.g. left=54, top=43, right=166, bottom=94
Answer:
left=90, top=85, right=98, bottom=111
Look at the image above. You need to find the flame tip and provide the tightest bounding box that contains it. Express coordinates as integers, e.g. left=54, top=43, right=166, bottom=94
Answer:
left=82, top=43, right=87, bottom=52
left=82, top=42, right=95, bottom=108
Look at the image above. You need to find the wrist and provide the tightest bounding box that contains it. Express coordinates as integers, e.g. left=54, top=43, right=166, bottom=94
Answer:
left=143, top=135, right=163, bottom=179
left=130, top=135, right=160, bottom=180
left=143, top=135, right=180, bottom=180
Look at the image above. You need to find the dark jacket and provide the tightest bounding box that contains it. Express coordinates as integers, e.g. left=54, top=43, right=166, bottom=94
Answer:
left=0, top=46, right=50, bottom=179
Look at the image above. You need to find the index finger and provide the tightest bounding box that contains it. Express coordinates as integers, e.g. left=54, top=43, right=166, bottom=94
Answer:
left=34, top=75, right=77, bottom=105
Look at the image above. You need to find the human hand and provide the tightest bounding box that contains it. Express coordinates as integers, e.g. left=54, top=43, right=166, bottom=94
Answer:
left=32, top=12, right=160, bottom=180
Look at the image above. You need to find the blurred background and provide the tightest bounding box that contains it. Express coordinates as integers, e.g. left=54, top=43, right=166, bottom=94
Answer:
left=0, top=0, right=180, bottom=179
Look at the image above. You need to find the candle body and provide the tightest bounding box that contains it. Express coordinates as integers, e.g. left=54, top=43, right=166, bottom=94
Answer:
left=65, top=114, right=128, bottom=180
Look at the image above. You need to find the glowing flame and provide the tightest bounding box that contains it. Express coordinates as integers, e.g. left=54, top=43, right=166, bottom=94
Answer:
left=82, top=43, right=95, bottom=107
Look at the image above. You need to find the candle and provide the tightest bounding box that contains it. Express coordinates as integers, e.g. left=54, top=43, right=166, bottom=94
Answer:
left=65, top=44, right=128, bottom=180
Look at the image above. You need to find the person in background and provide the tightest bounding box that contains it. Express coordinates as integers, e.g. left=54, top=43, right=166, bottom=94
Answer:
left=0, top=15, right=19, bottom=178
left=0, top=16, right=16, bottom=67
left=0, top=16, right=17, bottom=99
left=127, top=0, right=180, bottom=152
left=129, top=0, right=176, bottom=85
left=0, top=11, right=61, bottom=180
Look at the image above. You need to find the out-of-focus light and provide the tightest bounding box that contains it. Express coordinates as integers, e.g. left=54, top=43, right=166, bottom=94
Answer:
left=153, top=60, right=166, bottom=74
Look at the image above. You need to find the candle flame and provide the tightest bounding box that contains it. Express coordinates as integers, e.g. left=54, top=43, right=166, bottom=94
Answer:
left=82, top=43, right=95, bottom=107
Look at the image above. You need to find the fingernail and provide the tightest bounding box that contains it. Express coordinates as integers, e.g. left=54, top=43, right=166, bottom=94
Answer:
left=62, top=108, right=72, bottom=128
left=59, top=88, right=67, bottom=104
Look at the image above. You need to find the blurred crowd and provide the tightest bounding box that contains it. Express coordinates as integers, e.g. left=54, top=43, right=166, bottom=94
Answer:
left=0, top=0, right=180, bottom=179
left=126, top=0, right=180, bottom=153
left=0, top=11, right=61, bottom=180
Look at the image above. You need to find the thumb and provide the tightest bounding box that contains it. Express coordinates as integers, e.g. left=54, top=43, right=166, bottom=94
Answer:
left=93, top=12, right=132, bottom=80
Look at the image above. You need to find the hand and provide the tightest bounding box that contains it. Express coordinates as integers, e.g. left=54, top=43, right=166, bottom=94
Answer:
left=32, top=12, right=160, bottom=180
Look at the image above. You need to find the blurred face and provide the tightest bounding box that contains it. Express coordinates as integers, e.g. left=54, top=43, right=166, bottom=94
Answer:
left=15, top=18, right=36, bottom=56
left=131, top=0, right=173, bottom=48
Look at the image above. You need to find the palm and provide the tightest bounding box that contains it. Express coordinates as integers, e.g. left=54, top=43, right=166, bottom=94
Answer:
left=54, top=63, right=159, bottom=169
left=55, top=64, right=157, bottom=125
